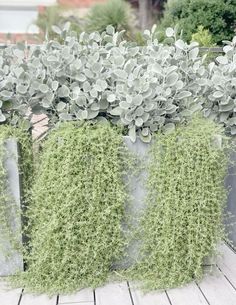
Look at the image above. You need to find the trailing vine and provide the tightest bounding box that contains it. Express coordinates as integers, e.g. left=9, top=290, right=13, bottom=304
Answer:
left=20, top=122, right=131, bottom=294
left=126, top=117, right=229, bottom=290
left=0, top=123, right=33, bottom=259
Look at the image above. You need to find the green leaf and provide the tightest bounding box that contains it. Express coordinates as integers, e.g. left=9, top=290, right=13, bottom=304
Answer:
left=189, top=47, right=199, bottom=61
left=128, top=125, right=136, bottom=143
left=107, top=94, right=116, bottom=103
left=110, top=107, right=122, bottom=116
left=52, top=81, right=59, bottom=91
left=213, top=91, right=224, bottom=99
left=106, top=25, right=115, bottom=35
left=176, top=91, right=192, bottom=99
left=114, top=56, right=125, bottom=67
left=87, top=110, right=99, bottom=119
left=59, top=113, right=72, bottom=120
left=39, top=84, right=49, bottom=94
left=166, top=27, right=175, bottom=37
left=163, top=123, right=175, bottom=134
left=52, top=25, right=62, bottom=35
left=120, top=101, right=129, bottom=110
left=135, top=117, right=143, bottom=127
left=17, top=85, right=28, bottom=95
left=81, top=110, right=88, bottom=119
left=58, top=85, right=70, bottom=97
left=56, top=102, right=66, bottom=112
left=166, top=72, right=179, bottom=86
left=90, top=89, right=98, bottom=98
left=175, top=39, right=185, bottom=50
left=0, top=90, right=12, bottom=98
left=132, top=95, right=143, bottom=106
left=216, top=56, right=228, bottom=65
left=228, top=117, right=236, bottom=126
left=114, top=69, right=128, bottom=79
left=82, top=82, right=91, bottom=92
left=0, top=110, right=6, bottom=122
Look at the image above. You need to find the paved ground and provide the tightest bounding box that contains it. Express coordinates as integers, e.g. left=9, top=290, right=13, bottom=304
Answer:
left=0, top=243, right=236, bottom=305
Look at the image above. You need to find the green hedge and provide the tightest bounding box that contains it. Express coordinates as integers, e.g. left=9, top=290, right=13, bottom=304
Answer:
left=160, top=0, right=236, bottom=44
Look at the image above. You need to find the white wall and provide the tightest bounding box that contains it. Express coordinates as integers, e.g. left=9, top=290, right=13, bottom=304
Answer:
left=0, top=0, right=56, bottom=6
left=0, top=7, right=39, bottom=33
left=0, top=0, right=57, bottom=34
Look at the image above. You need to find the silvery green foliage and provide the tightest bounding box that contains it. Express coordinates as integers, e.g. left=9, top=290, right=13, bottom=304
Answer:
left=0, top=25, right=207, bottom=142
left=0, top=44, right=29, bottom=125
left=109, top=27, right=206, bottom=142
left=203, top=37, right=236, bottom=136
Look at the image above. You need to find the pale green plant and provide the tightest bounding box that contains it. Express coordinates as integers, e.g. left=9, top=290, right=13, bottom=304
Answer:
left=18, top=122, right=131, bottom=293
left=126, top=116, right=229, bottom=289
left=0, top=26, right=209, bottom=142
left=203, top=36, right=236, bottom=135
left=1, top=25, right=236, bottom=141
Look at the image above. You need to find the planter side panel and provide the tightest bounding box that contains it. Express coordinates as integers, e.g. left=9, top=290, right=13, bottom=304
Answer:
left=114, top=137, right=150, bottom=269
left=0, top=139, right=24, bottom=276
left=225, top=149, right=236, bottom=248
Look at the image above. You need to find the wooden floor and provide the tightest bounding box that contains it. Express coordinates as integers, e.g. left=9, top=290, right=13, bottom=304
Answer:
left=1, top=243, right=236, bottom=305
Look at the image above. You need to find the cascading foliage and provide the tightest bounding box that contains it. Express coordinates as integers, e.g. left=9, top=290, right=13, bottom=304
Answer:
left=127, top=117, right=229, bottom=290
left=20, top=122, right=130, bottom=293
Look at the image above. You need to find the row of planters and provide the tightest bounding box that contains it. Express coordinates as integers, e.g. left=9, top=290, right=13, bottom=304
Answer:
left=0, top=26, right=236, bottom=294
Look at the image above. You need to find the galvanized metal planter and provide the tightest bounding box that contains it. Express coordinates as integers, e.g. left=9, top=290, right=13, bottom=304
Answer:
left=225, top=149, right=236, bottom=249
left=0, top=139, right=24, bottom=276
left=118, top=137, right=236, bottom=267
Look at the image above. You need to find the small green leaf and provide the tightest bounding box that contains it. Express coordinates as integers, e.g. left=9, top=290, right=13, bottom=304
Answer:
left=39, top=84, right=49, bottom=94
left=166, top=28, right=175, bottom=37
left=163, top=123, right=175, bottom=134
left=107, top=94, right=116, bottom=103
left=56, top=102, right=66, bottom=112
left=110, top=107, right=122, bottom=116
left=129, top=125, right=136, bottom=143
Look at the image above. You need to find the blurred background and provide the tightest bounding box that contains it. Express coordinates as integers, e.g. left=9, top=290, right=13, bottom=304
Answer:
left=0, top=0, right=235, bottom=46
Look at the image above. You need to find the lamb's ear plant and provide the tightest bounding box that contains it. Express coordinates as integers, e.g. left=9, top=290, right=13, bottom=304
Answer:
left=19, top=122, right=131, bottom=294
left=126, top=116, right=229, bottom=290
left=0, top=26, right=208, bottom=143
left=203, top=36, right=236, bottom=136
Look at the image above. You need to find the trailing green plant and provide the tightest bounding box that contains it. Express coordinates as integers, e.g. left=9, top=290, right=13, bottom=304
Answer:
left=159, top=0, right=236, bottom=44
left=0, top=124, right=33, bottom=260
left=19, top=122, right=131, bottom=293
left=126, top=117, right=229, bottom=290
left=85, top=0, right=135, bottom=36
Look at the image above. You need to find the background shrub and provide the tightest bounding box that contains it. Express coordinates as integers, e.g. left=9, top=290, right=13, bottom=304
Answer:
left=20, top=122, right=129, bottom=293
left=191, top=26, right=215, bottom=47
left=160, top=0, right=236, bottom=44
left=35, top=5, right=81, bottom=40
left=127, top=117, right=228, bottom=289
left=85, top=0, right=135, bottom=36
